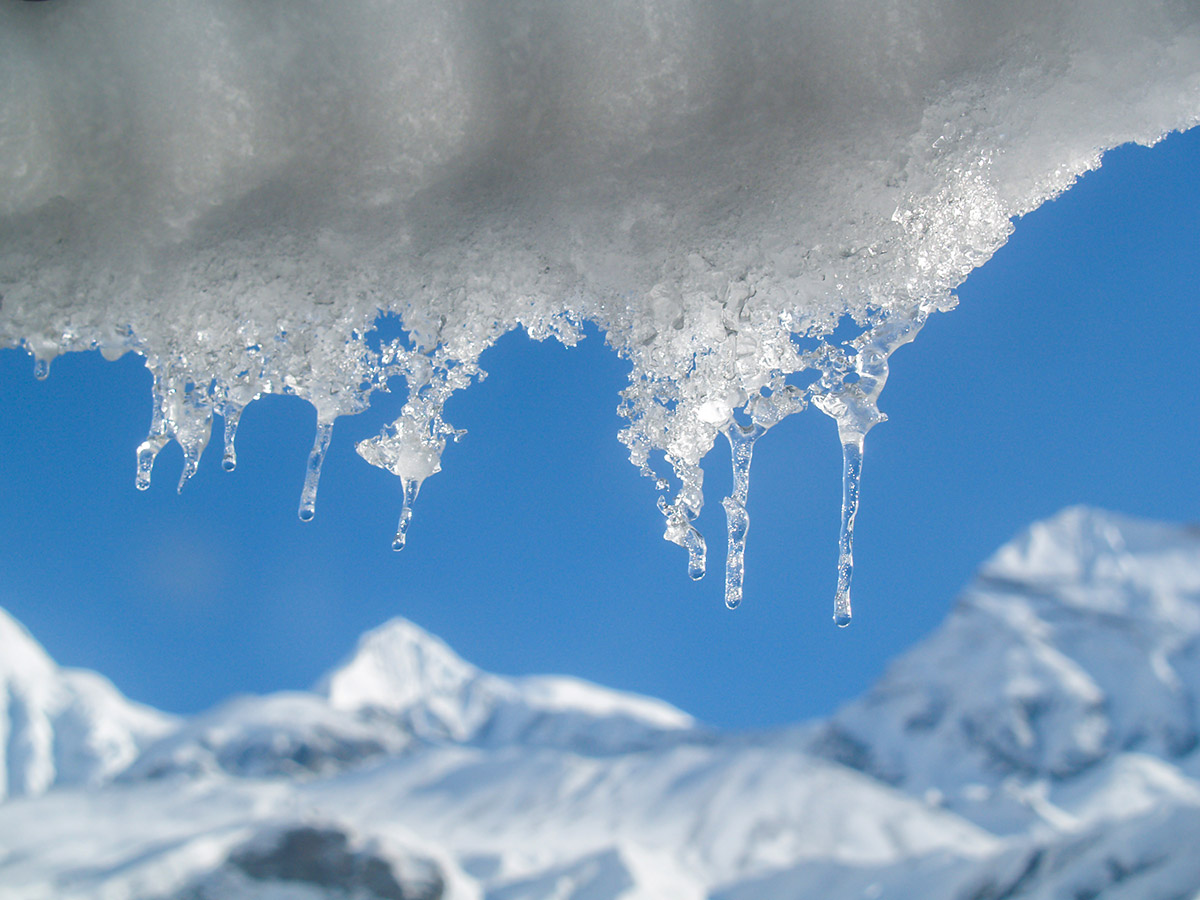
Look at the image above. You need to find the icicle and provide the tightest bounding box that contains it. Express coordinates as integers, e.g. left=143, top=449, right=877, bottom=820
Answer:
left=135, top=435, right=167, bottom=490
left=32, top=357, right=50, bottom=381
left=684, top=528, right=707, bottom=581
left=174, top=410, right=213, bottom=493
left=136, top=376, right=168, bottom=491
left=221, top=405, right=243, bottom=472
left=177, top=445, right=200, bottom=493
left=833, top=434, right=864, bottom=627
left=660, top=496, right=707, bottom=580
left=298, top=420, right=334, bottom=522
left=392, top=477, right=421, bottom=550
left=721, top=423, right=763, bottom=610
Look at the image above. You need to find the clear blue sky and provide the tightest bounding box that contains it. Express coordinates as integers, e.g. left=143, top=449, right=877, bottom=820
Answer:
left=1, top=128, right=1198, bottom=731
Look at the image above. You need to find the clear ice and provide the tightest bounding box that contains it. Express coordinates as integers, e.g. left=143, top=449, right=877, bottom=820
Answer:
left=298, top=422, right=334, bottom=523
left=833, top=438, right=864, bottom=627
left=221, top=406, right=243, bottom=472
left=2, top=0, right=1198, bottom=622
left=392, top=479, right=422, bottom=552
left=722, top=424, right=763, bottom=610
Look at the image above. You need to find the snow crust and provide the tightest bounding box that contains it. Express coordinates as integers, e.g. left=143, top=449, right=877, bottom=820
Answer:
left=3, top=1, right=1198, bottom=612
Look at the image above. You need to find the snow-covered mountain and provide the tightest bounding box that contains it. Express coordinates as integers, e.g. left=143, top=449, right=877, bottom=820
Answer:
left=3, top=506, right=1200, bottom=900
left=814, top=506, right=1200, bottom=834
left=0, top=607, right=175, bottom=801
left=316, top=616, right=698, bottom=752
left=125, top=616, right=699, bottom=783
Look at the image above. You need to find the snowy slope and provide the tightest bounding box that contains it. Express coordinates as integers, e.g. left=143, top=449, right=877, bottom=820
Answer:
left=0, top=607, right=175, bottom=801
left=5, top=507, right=1200, bottom=899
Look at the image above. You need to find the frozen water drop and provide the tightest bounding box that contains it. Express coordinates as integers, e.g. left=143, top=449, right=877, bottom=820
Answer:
left=297, top=421, right=334, bottom=522
left=32, top=357, right=49, bottom=381
left=392, top=477, right=421, bottom=551
left=833, top=435, right=864, bottom=628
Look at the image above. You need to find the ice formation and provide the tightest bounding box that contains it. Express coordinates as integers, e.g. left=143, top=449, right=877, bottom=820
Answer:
left=2, top=0, right=1198, bottom=620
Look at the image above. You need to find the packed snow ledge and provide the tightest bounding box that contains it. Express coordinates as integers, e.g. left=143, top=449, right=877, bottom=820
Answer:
left=2, top=0, right=1199, bottom=614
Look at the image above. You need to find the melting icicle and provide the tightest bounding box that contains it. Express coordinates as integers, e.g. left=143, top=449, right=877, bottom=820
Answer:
left=684, top=528, right=706, bottom=581
left=660, top=496, right=707, bottom=580
left=298, top=421, right=334, bottom=522
left=177, top=446, right=200, bottom=493
left=135, top=435, right=167, bottom=491
left=833, top=435, right=864, bottom=627
left=722, top=423, right=763, bottom=610
left=392, top=477, right=421, bottom=550
left=136, top=377, right=168, bottom=491
left=221, top=406, right=243, bottom=472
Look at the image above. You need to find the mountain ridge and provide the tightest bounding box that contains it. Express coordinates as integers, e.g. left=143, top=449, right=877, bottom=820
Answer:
left=4, top=505, right=1200, bottom=899
left=0, top=606, right=175, bottom=801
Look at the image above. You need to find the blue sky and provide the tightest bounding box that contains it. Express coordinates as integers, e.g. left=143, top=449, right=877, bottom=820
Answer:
left=1, top=127, right=1198, bottom=731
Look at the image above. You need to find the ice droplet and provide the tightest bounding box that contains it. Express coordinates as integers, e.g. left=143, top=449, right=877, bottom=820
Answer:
left=392, top=477, right=421, bottom=551
left=221, top=406, right=243, bottom=472
left=833, top=435, right=864, bottom=627
left=722, top=423, right=763, bottom=610
left=298, top=421, right=334, bottom=522
left=32, top=357, right=50, bottom=381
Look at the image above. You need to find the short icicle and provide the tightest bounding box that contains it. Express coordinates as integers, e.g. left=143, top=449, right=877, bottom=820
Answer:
left=833, top=434, right=865, bottom=627
left=297, top=420, right=334, bottom=522
left=136, top=377, right=168, bottom=491
left=684, top=528, right=706, bottom=581
left=660, top=496, right=707, bottom=580
left=392, top=478, right=421, bottom=550
left=721, top=423, right=763, bottom=610
left=177, top=445, right=201, bottom=494
left=221, top=406, right=243, bottom=472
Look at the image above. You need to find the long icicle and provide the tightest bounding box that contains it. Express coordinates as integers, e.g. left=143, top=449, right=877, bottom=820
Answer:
left=833, top=434, right=864, bottom=626
left=298, top=420, right=334, bottom=522
left=722, top=423, right=763, bottom=609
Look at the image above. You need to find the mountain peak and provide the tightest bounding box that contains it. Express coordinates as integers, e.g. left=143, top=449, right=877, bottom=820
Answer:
left=981, top=506, right=1200, bottom=593
left=0, top=605, right=57, bottom=683
left=312, top=616, right=696, bottom=751
left=315, top=617, right=481, bottom=716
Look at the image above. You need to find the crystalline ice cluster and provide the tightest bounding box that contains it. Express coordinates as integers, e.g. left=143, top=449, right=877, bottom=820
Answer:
left=2, top=0, right=1197, bottom=618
